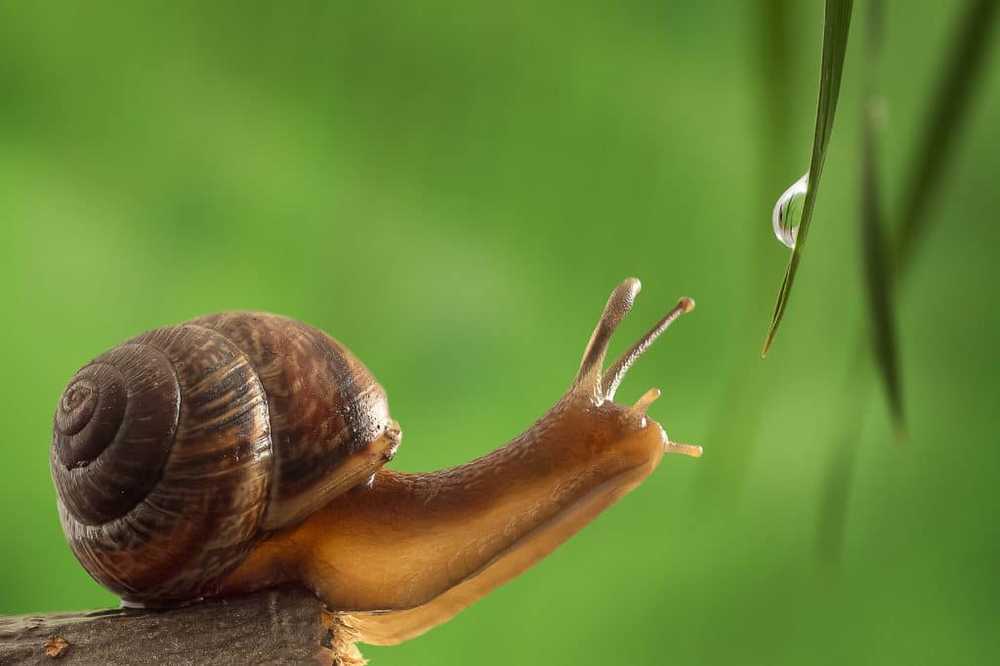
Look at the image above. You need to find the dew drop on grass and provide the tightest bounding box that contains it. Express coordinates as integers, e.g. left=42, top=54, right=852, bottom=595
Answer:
left=772, top=172, right=808, bottom=248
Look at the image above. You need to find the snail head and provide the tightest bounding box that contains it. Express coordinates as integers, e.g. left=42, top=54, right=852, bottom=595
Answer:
left=568, top=278, right=701, bottom=463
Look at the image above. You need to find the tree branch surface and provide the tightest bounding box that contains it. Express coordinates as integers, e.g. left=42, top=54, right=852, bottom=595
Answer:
left=0, top=586, right=365, bottom=665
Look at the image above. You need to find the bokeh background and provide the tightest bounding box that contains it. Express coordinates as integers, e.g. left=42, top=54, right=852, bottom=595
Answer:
left=2, top=2, right=998, bottom=664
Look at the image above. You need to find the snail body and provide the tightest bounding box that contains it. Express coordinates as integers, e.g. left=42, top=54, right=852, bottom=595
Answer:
left=51, top=279, right=698, bottom=643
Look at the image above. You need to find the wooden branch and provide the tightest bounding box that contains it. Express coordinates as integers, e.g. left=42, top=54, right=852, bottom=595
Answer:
left=0, top=586, right=365, bottom=665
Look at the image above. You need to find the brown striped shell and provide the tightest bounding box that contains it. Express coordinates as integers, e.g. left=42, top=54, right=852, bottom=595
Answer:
left=50, top=313, right=396, bottom=605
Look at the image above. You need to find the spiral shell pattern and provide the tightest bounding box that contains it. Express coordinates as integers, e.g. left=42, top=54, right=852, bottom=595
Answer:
left=51, top=313, right=393, bottom=605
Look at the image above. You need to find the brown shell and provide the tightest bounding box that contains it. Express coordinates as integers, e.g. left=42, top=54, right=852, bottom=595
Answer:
left=51, top=313, right=393, bottom=605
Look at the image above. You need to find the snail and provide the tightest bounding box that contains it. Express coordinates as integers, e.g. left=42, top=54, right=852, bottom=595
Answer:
left=50, top=278, right=700, bottom=645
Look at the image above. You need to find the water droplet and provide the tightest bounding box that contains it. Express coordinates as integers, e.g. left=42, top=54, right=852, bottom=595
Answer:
left=772, top=172, right=808, bottom=249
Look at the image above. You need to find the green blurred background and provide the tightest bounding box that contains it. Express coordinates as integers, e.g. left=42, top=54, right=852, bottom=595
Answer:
left=2, top=2, right=998, bottom=664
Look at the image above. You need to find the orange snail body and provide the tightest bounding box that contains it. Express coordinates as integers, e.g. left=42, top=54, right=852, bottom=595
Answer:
left=51, top=279, right=699, bottom=643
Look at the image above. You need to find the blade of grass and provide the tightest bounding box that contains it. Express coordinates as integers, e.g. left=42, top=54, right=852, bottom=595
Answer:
left=761, top=0, right=854, bottom=357
left=861, top=124, right=904, bottom=430
left=859, top=0, right=904, bottom=432
left=818, top=0, right=999, bottom=561
left=896, top=0, right=1000, bottom=273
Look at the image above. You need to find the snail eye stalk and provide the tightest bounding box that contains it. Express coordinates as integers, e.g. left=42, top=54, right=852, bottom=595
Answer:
left=602, top=296, right=694, bottom=400
left=575, top=278, right=641, bottom=398
left=574, top=278, right=695, bottom=402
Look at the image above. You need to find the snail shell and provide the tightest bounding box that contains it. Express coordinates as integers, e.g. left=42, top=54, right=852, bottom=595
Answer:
left=51, top=313, right=396, bottom=605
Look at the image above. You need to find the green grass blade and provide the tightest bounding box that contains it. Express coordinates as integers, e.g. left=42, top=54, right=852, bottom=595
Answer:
left=859, top=0, right=904, bottom=431
left=861, top=127, right=904, bottom=430
left=818, top=0, right=998, bottom=561
left=896, top=0, right=1000, bottom=274
left=761, top=0, right=854, bottom=357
